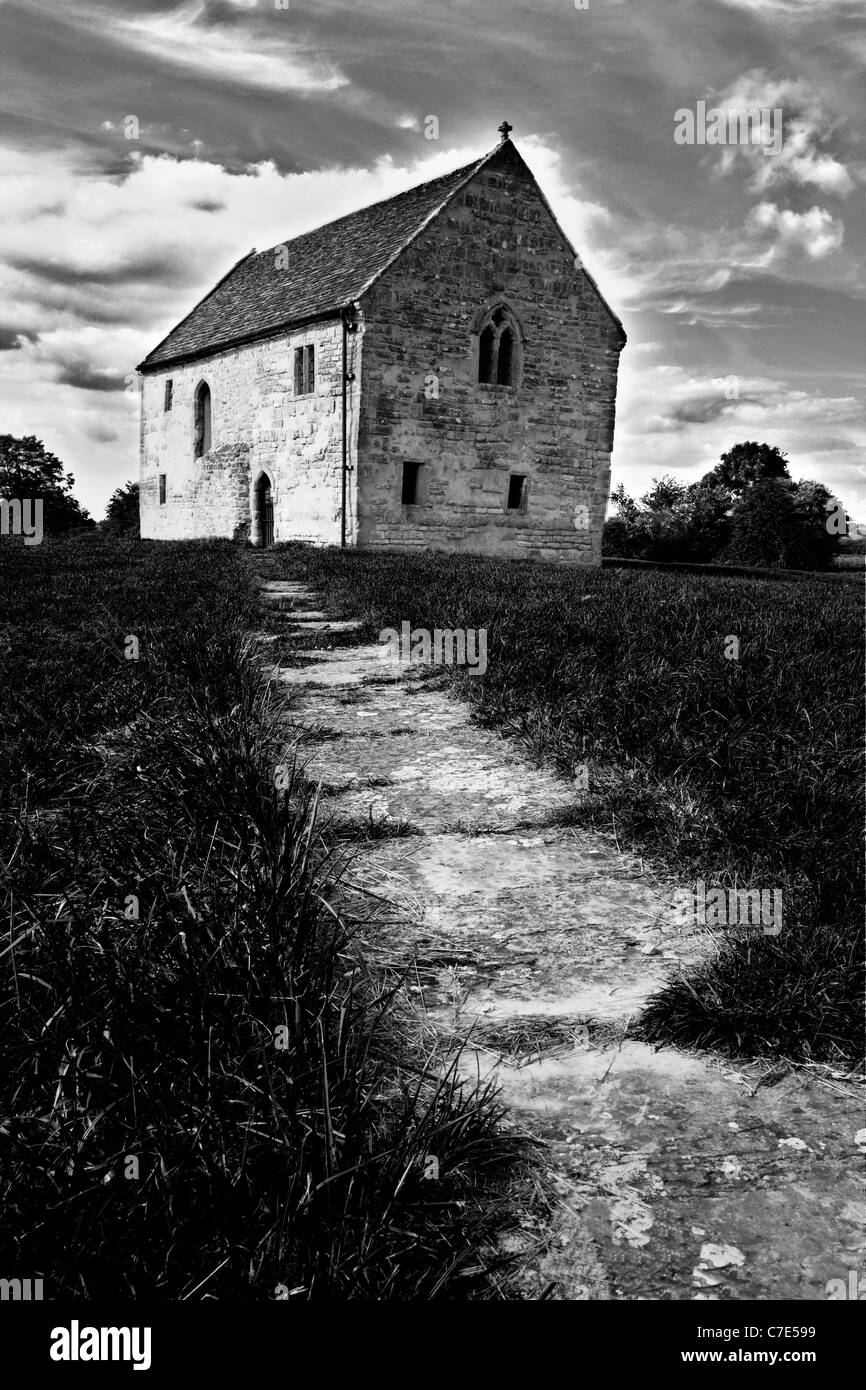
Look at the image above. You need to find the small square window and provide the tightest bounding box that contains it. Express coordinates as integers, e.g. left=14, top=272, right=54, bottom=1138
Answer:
left=401, top=461, right=424, bottom=506
left=158, top=473, right=167, bottom=505
left=164, top=379, right=173, bottom=411
left=507, top=474, right=526, bottom=510
left=294, top=345, right=315, bottom=395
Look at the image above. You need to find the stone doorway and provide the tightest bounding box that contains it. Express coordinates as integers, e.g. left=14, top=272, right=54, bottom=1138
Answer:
left=252, top=472, right=274, bottom=548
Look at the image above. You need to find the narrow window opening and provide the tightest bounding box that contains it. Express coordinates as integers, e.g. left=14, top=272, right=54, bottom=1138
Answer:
left=497, top=328, right=514, bottom=385
left=164, top=379, right=173, bottom=411
left=294, top=345, right=315, bottom=394
left=158, top=473, right=167, bottom=505
left=401, top=461, right=423, bottom=505
left=507, top=474, right=526, bottom=511
left=478, top=325, right=495, bottom=384
left=194, top=382, right=211, bottom=457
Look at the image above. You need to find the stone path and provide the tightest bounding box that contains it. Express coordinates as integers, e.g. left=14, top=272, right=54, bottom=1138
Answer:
left=254, top=564, right=865, bottom=1302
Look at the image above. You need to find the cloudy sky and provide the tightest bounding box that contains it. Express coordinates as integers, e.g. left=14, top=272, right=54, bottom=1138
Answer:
left=0, top=0, right=864, bottom=519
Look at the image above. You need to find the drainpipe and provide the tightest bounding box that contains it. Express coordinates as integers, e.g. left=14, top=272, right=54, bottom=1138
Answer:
left=341, top=304, right=357, bottom=548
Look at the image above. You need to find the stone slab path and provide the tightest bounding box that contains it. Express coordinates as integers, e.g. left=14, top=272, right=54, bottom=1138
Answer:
left=254, top=565, right=865, bottom=1302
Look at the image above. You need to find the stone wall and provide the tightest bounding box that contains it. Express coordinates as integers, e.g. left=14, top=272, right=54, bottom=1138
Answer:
left=354, top=142, right=624, bottom=565
left=139, top=319, right=360, bottom=543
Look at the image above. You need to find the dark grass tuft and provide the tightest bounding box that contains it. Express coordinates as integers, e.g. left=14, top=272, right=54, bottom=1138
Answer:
left=323, top=811, right=424, bottom=842
left=637, top=917, right=863, bottom=1066
left=0, top=538, right=531, bottom=1299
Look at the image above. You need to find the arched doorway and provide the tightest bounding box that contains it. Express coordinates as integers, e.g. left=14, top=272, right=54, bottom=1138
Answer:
left=252, top=472, right=274, bottom=548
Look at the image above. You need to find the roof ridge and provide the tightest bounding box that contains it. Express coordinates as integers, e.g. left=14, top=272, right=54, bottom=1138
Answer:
left=256, top=146, right=495, bottom=265
left=348, top=144, right=500, bottom=306
left=137, top=137, right=625, bottom=371
left=138, top=144, right=501, bottom=370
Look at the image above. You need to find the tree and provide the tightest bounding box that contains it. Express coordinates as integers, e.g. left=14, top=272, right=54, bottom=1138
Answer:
left=640, top=475, right=688, bottom=511
left=609, top=482, right=640, bottom=524
left=604, top=484, right=646, bottom=557
left=605, top=476, right=715, bottom=561
left=704, top=441, right=789, bottom=497
left=604, top=484, right=642, bottom=557
left=0, top=434, right=93, bottom=534
left=702, top=445, right=837, bottom=568
left=103, top=480, right=140, bottom=537
left=603, top=450, right=835, bottom=569
left=682, top=479, right=732, bottom=558
left=792, top=478, right=835, bottom=530
left=789, top=479, right=839, bottom=568
left=722, top=478, right=833, bottom=570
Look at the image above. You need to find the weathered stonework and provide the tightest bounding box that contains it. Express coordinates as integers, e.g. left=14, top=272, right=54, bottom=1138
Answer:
left=140, top=322, right=359, bottom=544
left=139, top=139, right=623, bottom=564
left=355, top=146, right=623, bottom=565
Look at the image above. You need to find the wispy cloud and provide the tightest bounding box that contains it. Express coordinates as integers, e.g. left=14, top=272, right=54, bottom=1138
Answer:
left=747, top=202, right=845, bottom=260
left=720, top=0, right=859, bottom=14
left=107, top=0, right=347, bottom=93
left=713, top=71, right=855, bottom=197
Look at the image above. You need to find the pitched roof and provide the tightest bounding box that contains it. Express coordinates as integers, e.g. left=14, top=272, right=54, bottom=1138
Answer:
left=138, top=138, right=625, bottom=372
left=138, top=148, right=495, bottom=371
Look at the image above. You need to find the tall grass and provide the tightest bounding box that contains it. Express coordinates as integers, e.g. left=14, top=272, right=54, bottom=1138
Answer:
left=0, top=538, right=525, bottom=1298
left=273, top=544, right=864, bottom=1068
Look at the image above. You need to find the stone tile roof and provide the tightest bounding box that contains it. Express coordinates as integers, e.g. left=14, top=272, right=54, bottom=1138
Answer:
left=138, top=149, right=496, bottom=370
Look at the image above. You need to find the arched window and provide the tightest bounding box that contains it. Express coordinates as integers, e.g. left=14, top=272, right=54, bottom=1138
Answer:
left=194, top=381, right=212, bottom=457
left=475, top=303, right=522, bottom=386
left=479, top=325, right=496, bottom=384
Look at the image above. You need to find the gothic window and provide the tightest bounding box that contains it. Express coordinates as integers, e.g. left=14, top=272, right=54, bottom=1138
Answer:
left=194, top=381, right=212, bottom=457
left=164, top=378, right=173, bottom=411
left=476, top=303, right=521, bottom=386
left=158, top=473, right=167, bottom=505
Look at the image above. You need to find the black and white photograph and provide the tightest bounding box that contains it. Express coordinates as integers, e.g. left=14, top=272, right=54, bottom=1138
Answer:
left=0, top=0, right=863, bottom=1362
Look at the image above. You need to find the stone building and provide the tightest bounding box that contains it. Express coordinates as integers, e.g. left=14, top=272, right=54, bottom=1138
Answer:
left=137, top=128, right=625, bottom=564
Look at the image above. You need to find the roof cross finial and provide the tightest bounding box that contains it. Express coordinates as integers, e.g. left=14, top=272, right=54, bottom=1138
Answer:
left=497, top=120, right=513, bottom=143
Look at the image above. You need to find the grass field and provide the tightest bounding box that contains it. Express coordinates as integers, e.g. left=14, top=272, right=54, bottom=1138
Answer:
left=274, top=543, right=865, bottom=1069
left=0, top=536, right=527, bottom=1299
left=3, top=534, right=861, bottom=1300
